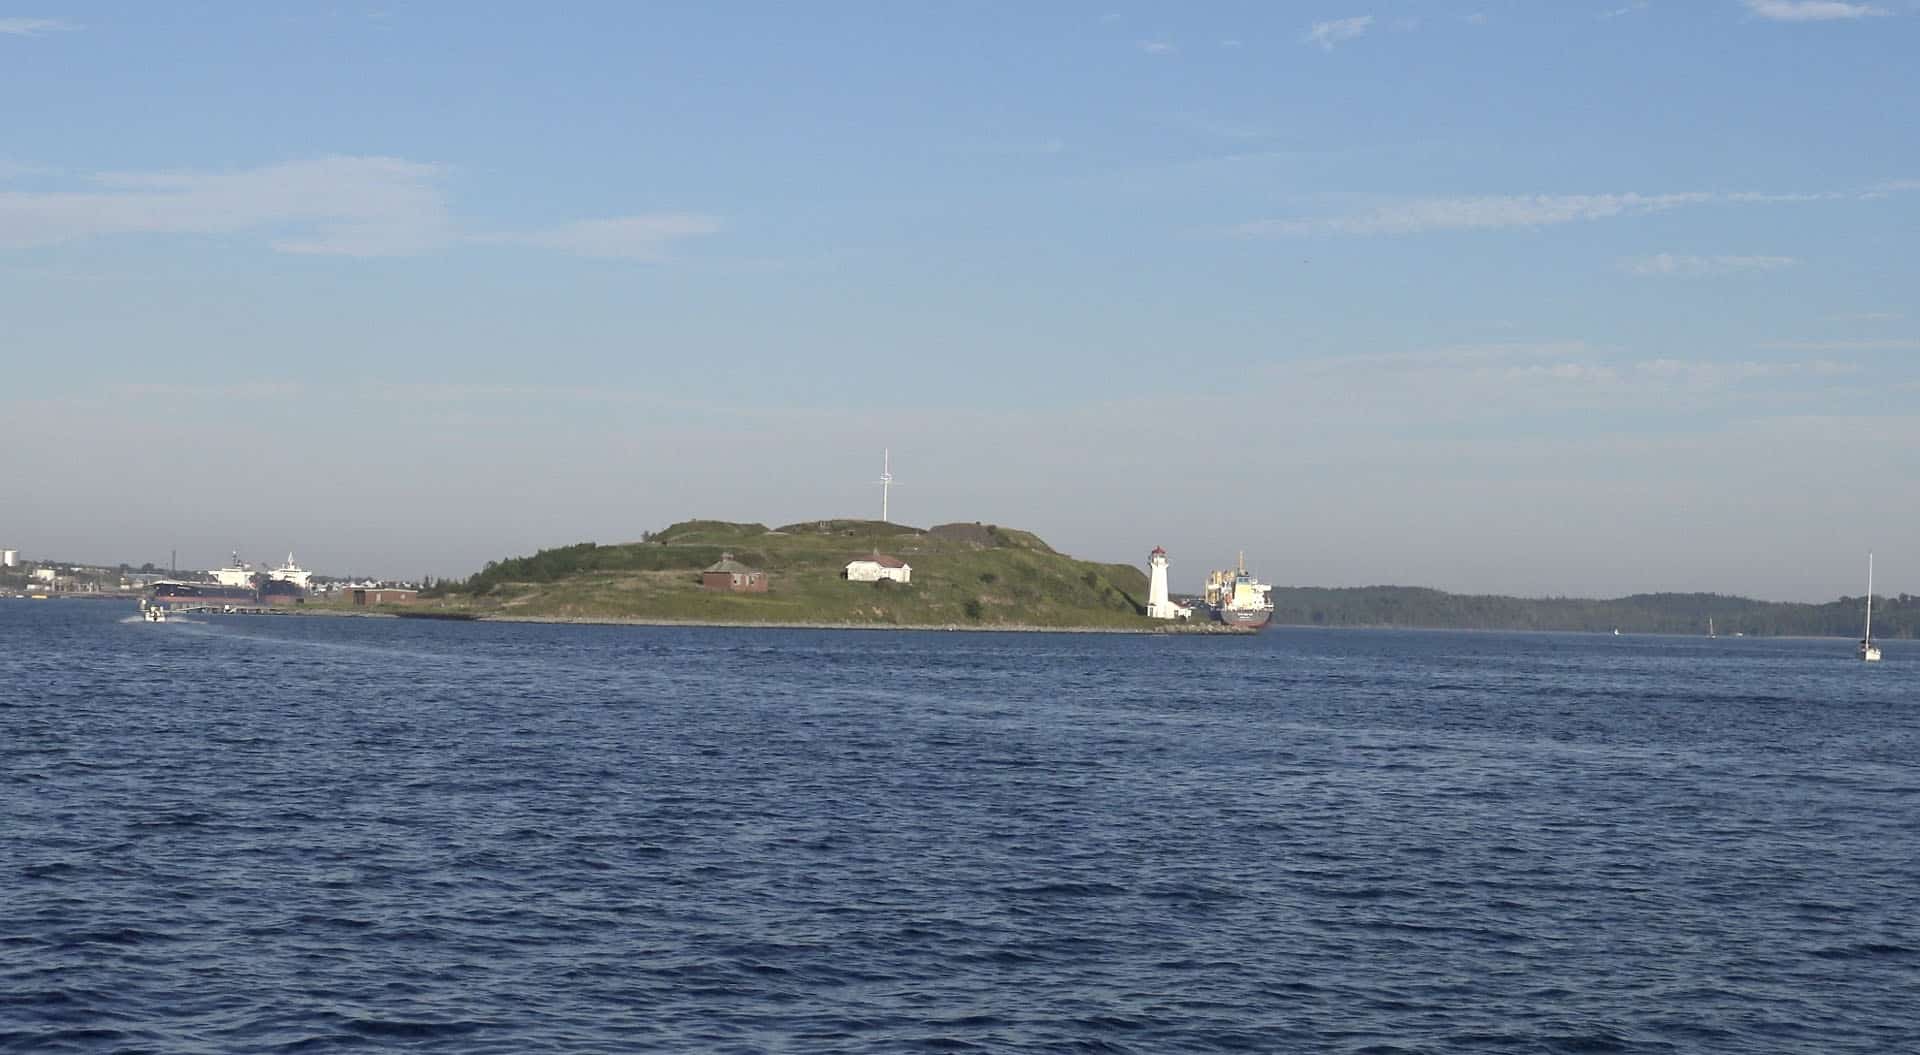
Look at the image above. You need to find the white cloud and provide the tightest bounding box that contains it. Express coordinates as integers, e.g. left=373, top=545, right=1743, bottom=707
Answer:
left=1138, top=39, right=1175, bottom=53
left=0, top=17, right=78, bottom=36
left=1828, top=311, right=1901, bottom=322
left=1626, top=252, right=1797, bottom=276
left=1237, top=181, right=1915, bottom=237
left=0, top=156, right=452, bottom=255
left=1741, top=0, right=1888, bottom=20
left=470, top=214, right=722, bottom=260
left=1601, top=2, right=1650, bottom=18
left=1462, top=12, right=1490, bottom=24
left=1305, top=15, right=1375, bottom=50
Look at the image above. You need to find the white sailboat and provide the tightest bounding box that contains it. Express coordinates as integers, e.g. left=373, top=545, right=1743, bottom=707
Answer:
left=1859, top=553, right=1882, bottom=663
left=1708, top=617, right=1715, bottom=639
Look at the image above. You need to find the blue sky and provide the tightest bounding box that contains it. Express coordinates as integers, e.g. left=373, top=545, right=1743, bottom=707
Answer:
left=3, top=2, right=1916, bottom=599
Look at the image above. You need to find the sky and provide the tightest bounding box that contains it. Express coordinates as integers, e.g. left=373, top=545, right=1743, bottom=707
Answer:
left=3, top=2, right=1916, bottom=600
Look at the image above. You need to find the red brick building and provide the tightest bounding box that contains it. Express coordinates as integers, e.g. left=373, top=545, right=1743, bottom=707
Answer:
left=701, top=554, right=768, bottom=593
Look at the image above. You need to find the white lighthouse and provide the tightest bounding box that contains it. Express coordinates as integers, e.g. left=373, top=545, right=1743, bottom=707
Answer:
left=1146, top=546, right=1191, bottom=620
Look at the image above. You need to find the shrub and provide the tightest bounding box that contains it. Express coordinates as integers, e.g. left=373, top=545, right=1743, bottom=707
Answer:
left=963, top=598, right=984, bottom=620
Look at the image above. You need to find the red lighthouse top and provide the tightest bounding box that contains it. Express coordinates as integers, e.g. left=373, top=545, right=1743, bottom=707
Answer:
left=1151, top=546, right=1167, bottom=556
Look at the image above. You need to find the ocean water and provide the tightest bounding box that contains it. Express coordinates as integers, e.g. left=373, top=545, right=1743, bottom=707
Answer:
left=3, top=601, right=1916, bottom=1053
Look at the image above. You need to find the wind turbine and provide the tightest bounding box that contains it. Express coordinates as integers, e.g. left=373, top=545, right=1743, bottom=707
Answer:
left=877, top=448, right=895, bottom=522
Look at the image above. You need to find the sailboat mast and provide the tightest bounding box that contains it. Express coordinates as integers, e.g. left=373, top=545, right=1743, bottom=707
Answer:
left=1865, top=552, right=1874, bottom=644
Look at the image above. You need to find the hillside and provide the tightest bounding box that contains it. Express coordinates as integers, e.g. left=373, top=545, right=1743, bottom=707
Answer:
left=1269, top=586, right=1918, bottom=638
left=435, top=519, right=1170, bottom=629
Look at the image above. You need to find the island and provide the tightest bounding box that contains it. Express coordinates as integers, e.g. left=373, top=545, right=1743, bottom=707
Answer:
left=400, top=519, right=1237, bottom=632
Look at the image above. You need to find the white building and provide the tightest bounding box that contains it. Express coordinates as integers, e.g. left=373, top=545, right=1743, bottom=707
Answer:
left=1, top=549, right=17, bottom=568
left=1145, top=546, right=1192, bottom=620
left=846, top=554, right=912, bottom=584
left=31, top=567, right=56, bottom=584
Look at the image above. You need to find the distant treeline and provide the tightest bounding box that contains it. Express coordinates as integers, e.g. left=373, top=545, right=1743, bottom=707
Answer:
left=1266, top=587, right=1916, bottom=639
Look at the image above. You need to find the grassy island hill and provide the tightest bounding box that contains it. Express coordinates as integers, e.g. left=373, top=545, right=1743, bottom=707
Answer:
left=435, top=519, right=1167, bottom=629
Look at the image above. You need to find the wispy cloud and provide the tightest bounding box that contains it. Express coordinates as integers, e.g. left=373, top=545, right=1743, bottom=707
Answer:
left=1759, top=339, right=1920, bottom=351
left=470, top=214, right=722, bottom=260
left=1741, top=0, right=1888, bottom=20
left=1241, top=192, right=1709, bottom=236
left=1305, top=15, right=1374, bottom=50
left=1237, top=181, right=1913, bottom=237
left=1828, top=311, right=1902, bottom=322
left=1138, top=39, right=1175, bottom=54
left=0, top=17, right=78, bottom=36
left=1161, top=111, right=1270, bottom=141
left=1635, top=358, right=1856, bottom=384
left=113, top=381, right=306, bottom=401
left=1626, top=252, right=1797, bottom=276
left=0, top=156, right=451, bottom=255
left=0, top=160, right=53, bottom=180
left=0, top=156, right=716, bottom=259
left=1601, top=2, right=1650, bottom=18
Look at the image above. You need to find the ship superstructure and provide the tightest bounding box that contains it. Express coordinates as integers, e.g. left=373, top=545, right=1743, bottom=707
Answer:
left=212, top=552, right=254, bottom=588
left=261, top=552, right=312, bottom=604
left=1204, top=552, right=1275, bottom=629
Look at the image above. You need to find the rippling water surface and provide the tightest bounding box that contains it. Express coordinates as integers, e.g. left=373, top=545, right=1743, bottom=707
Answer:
left=4, top=601, right=1916, bottom=1052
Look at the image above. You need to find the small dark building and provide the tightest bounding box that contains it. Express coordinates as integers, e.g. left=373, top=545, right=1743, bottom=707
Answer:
left=701, top=553, right=768, bottom=593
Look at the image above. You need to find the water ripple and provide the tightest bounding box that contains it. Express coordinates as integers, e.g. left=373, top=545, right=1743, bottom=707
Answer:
left=2, top=605, right=1916, bottom=1052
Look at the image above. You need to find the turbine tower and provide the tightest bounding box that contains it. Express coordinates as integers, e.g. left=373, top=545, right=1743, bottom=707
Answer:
left=876, top=448, right=896, bottom=522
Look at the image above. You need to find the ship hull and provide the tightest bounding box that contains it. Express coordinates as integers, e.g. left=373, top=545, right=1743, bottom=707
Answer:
left=260, top=580, right=307, bottom=605
left=1213, top=607, right=1272, bottom=629
left=152, top=583, right=256, bottom=605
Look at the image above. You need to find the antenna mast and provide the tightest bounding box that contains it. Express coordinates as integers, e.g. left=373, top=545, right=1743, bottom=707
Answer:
left=878, top=448, right=893, bottom=523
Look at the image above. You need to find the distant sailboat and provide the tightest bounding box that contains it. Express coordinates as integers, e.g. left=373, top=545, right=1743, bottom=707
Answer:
left=1860, top=553, right=1883, bottom=663
left=1708, top=618, right=1716, bottom=639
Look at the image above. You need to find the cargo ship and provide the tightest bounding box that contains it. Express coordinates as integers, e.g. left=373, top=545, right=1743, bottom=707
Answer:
left=150, top=551, right=258, bottom=606
left=1204, top=552, right=1275, bottom=629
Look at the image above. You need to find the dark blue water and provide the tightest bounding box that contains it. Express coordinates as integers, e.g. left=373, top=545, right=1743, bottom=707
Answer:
left=4, top=601, right=1916, bottom=1053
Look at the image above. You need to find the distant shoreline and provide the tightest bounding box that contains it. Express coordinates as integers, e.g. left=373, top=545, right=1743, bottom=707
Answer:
left=471, top=613, right=1248, bottom=635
